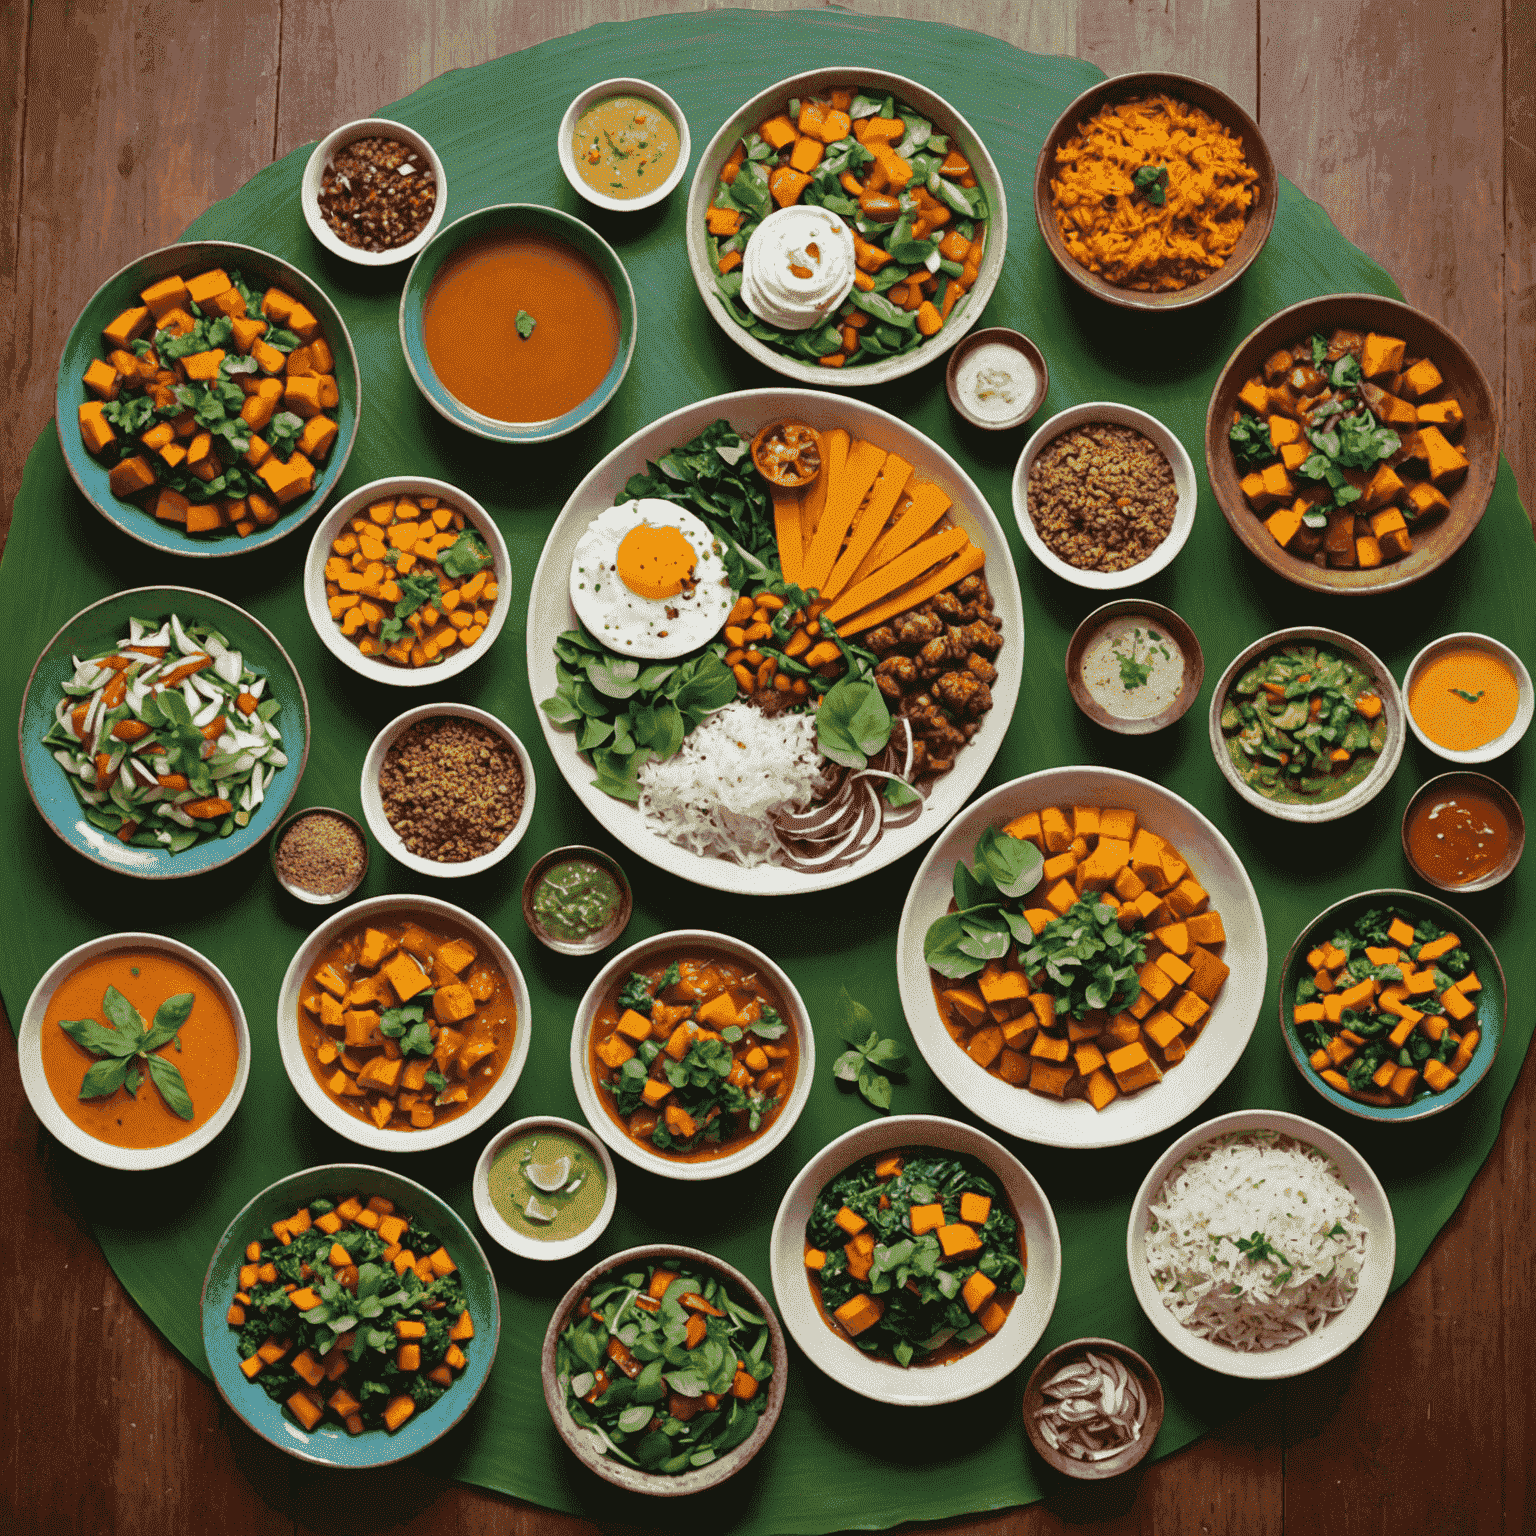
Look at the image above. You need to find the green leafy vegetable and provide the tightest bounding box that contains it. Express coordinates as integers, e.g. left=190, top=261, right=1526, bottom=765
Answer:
left=1450, top=687, right=1485, bottom=704
left=60, top=986, right=195, bottom=1119
left=515, top=309, right=536, bottom=339
left=829, top=988, right=908, bottom=1112
left=1228, top=413, right=1278, bottom=470
left=1021, top=899, right=1146, bottom=1019
left=922, top=825, right=1045, bottom=979
left=1132, top=163, right=1169, bottom=205
left=438, top=530, right=493, bottom=579
left=816, top=674, right=891, bottom=769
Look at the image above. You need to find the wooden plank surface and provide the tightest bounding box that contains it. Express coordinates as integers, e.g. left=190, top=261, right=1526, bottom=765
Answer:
left=1, top=2, right=1530, bottom=1533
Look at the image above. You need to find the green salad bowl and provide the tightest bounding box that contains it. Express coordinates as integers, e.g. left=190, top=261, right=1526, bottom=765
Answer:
left=55, top=239, right=360, bottom=558
left=201, top=1163, right=500, bottom=1468
left=398, top=203, right=637, bottom=443
left=1278, top=888, right=1504, bottom=1123
left=19, top=586, right=309, bottom=878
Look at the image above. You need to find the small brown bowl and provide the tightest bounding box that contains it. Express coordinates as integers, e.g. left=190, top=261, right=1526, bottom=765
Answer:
left=541, top=1242, right=788, bottom=1495
left=521, top=844, right=632, bottom=956
left=1066, top=601, right=1203, bottom=735
left=1034, top=72, right=1277, bottom=311
left=1206, top=293, right=1499, bottom=595
left=1023, top=1337, right=1164, bottom=1479
left=1402, top=771, right=1525, bottom=893
left=269, top=807, right=368, bottom=905
left=945, top=327, right=1049, bottom=430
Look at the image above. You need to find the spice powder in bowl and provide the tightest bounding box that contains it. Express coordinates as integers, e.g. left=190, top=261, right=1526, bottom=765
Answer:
left=1027, top=423, right=1177, bottom=573
left=380, top=717, right=526, bottom=863
left=319, top=136, right=438, bottom=253
left=273, top=810, right=367, bottom=902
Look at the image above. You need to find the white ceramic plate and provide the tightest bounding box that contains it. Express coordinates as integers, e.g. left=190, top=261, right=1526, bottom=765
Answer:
left=276, top=894, right=531, bottom=1153
left=1011, top=402, right=1197, bottom=591
left=472, top=1115, right=618, bottom=1262
left=304, top=476, right=510, bottom=688
left=360, top=703, right=535, bottom=878
left=769, top=1114, right=1061, bottom=1406
left=526, top=388, right=1024, bottom=895
left=18, top=932, right=250, bottom=1171
left=1126, top=1108, right=1396, bottom=1379
left=569, top=930, right=815, bottom=1182
left=896, top=767, right=1267, bottom=1149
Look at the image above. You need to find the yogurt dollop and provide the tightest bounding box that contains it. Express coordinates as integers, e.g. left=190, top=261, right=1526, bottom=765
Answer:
left=740, top=205, right=857, bottom=332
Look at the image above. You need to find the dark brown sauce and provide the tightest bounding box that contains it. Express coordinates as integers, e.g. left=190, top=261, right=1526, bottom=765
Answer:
left=1406, top=787, right=1512, bottom=885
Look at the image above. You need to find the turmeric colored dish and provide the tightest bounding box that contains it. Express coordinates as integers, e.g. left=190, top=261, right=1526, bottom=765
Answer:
left=297, top=912, right=515, bottom=1132
left=229, top=1189, right=475, bottom=1437
left=78, top=265, right=343, bottom=536
left=1049, top=93, right=1260, bottom=293
left=322, top=492, right=498, bottom=668
left=587, top=950, right=798, bottom=1161
left=925, top=805, right=1229, bottom=1111
left=705, top=83, right=990, bottom=367
left=1228, top=326, right=1468, bottom=570
left=804, top=1148, right=1025, bottom=1366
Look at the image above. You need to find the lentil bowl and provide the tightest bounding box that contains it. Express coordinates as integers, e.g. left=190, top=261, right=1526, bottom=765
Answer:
left=359, top=704, right=535, bottom=879
left=1011, top=403, right=1196, bottom=590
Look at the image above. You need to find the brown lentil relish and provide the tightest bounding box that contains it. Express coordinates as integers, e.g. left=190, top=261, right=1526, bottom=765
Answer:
left=379, top=717, right=524, bottom=862
left=275, top=811, right=366, bottom=896
left=319, top=136, right=437, bottom=252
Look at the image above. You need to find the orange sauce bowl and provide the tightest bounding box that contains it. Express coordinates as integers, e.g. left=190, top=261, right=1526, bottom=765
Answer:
left=1403, top=632, right=1533, bottom=764
left=19, top=933, right=250, bottom=1171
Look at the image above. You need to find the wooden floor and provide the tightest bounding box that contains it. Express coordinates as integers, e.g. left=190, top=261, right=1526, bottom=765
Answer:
left=2, top=2, right=1531, bottom=1532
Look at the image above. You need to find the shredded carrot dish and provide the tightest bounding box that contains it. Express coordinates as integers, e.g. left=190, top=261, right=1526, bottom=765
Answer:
left=1049, top=94, right=1260, bottom=292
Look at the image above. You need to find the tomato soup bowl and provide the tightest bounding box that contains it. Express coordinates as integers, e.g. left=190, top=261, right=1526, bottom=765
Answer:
left=399, top=204, right=637, bottom=444
left=201, top=1162, right=500, bottom=1468
left=276, top=894, right=531, bottom=1153
left=1402, top=632, right=1533, bottom=764
left=18, top=932, right=251, bottom=1171
left=303, top=476, right=511, bottom=688
left=768, top=1115, right=1061, bottom=1407
left=569, top=930, right=815, bottom=1182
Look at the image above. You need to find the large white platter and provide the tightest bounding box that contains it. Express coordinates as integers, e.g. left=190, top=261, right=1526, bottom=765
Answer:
left=526, top=388, right=1024, bottom=895
left=896, top=767, right=1267, bottom=1148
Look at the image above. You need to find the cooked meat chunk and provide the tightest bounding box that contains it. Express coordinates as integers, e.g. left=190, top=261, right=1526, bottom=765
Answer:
left=863, top=624, right=898, bottom=655
left=893, top=610, right=944, bottom=650
left=935, top=671, right=991, bottom=717
left=955, top=620, right=1003, bottom=656
left=966, top=652, right=997, bottom=684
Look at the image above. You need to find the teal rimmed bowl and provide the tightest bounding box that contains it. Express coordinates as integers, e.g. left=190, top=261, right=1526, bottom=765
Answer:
left=200, top=1163, right=500, bottom=1467
left=19, top=586, right=310, bottom=878
left=1279, top=888, right=1504, bottom=1123
left=399, top=204, right=637, bottom=443
left=55, top=239, right=360, bottom=558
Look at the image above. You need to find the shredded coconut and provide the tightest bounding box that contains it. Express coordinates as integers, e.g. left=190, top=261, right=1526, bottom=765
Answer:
left=636, top=701, right=823, bottom=866
left=1144, top=1131, right=1367, bottom=1351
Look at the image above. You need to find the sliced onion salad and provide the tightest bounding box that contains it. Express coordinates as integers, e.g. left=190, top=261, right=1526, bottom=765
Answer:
left=1032, top=1349, right=1148, bottom=1462
left=42, top=613, right=286, bottom=853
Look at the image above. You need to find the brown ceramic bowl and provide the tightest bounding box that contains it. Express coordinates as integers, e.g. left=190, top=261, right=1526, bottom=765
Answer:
left=1402, top=771, right=1525, bottom=893
left=521, top=844, right=632, bottom=956
left=945, top=327, right=1049, bottom=431
left=1065, top=600, right=1204, bottom=735
left=1206, top=293, right=1499, bottom=594
left=541, top=1243, right=788, bottom=1495
left=1034, top=72, right=1276, bottom=311
left=1022, top=1337, right=1164, bottom=1479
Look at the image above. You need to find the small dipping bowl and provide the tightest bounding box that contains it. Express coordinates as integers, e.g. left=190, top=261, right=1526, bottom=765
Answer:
left=270, top=806, right=369, bottom=905
left=302, top=117, right=448, bottom=268
left=360, top=703, right=536, bottom=879
left=1402, top=771, right=1525, bottom=893
left=945, top=327, right=1049, bottom=431
left=1402, top=632, right=1534, bottom=764
left=1022, top=1337, right=1164, bottom=1480
left=557, top=77, right=691, bottom=213
left=522, top=844, right=633, bottom=956
left=1066, top=600, right=1204, bottom=735
left=473, top=1115, right=618, bottom=1262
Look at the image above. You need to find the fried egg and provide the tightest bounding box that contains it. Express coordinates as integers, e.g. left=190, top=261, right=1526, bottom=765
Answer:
left=568, top=498, right=736, bottom=659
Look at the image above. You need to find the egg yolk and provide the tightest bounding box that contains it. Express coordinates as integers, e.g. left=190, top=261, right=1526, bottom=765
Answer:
left=616, top=523, right=696, bottom=600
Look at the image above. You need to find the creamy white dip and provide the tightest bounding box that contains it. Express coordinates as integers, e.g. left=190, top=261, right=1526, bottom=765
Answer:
left=954, top=340, right=1038, bottom=423
left=740, top=205, right=857, bottom=331
left=1080, top=617, right=1184, bottom=720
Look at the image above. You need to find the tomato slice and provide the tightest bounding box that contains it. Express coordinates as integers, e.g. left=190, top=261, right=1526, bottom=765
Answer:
left=750, top=420, right=823, bottom=488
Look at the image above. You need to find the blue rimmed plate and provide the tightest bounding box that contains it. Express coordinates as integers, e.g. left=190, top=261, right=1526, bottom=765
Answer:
left=55, top=239, right=360, bottom=557
left=18, top=586, right=310, bottom=878
left=399, top=203, right=637, bottom=443
left=1278, top=888, right=1504, bottom=1122
left=200, top=1163, right=500, bottom=1467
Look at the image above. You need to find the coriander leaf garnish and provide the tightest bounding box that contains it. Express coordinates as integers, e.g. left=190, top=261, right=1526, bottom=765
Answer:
left=439, top=530, right=493, bottom=579
left=1132, top=163, right=1169, bottom=206
left=1450, top=687, right=1485, bottom=703
left=61, top=986, right=196, bottom=1119
left=515, top=309, right=536, bottom=340
left=830, top=987, right=908, bottom=1112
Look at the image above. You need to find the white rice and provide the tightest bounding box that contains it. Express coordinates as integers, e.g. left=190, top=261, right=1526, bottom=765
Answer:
left=1144, top=1131, right=1367, bottom=1351
left=636, top=700, right=822, bottom=867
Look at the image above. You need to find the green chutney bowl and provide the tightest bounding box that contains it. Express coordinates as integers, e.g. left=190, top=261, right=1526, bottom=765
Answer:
left=19, top=586, right=309, bottom=878
left=55, top=239, right=360, bottom=558
left=398, top=203, right=637, bottom=444
left=200, top=1163, right=500, bottom=1468
left=1278, top=888, right=1504, bottom=1123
